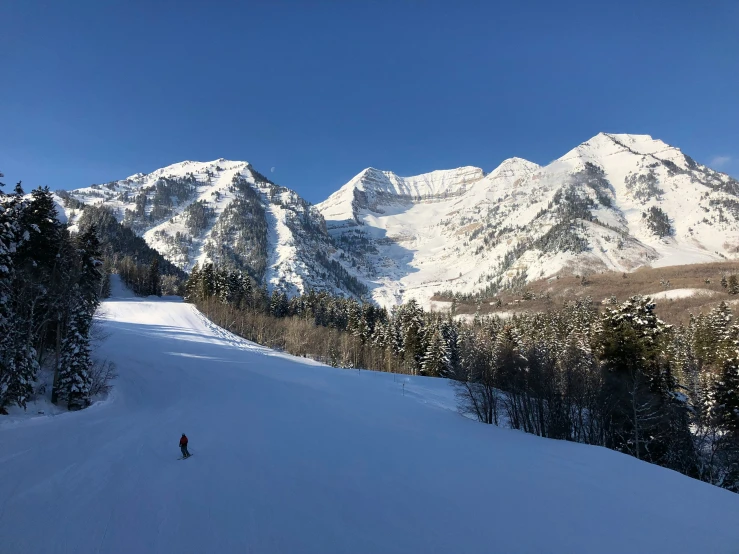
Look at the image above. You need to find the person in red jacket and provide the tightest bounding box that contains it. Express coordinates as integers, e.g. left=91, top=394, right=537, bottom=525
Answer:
left=179, top=433, right=190, bottom=458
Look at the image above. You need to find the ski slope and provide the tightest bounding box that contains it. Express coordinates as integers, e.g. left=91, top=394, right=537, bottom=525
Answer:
left=1, top=280, right=739, bottom=553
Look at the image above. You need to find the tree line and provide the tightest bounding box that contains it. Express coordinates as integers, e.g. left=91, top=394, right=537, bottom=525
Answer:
left=186, top=262, right=739, bottom=493
left=74, top=204, right=186, bottom=296
left=1, top=180, right=107, bottom=412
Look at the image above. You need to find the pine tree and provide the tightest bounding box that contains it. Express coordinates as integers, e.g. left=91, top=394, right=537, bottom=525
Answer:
left=200, top=263, right=215, bottom=299
left=184, top=263, right=201, bottom=302
left=55, top=295, right=94, bottom=409
left=2, top=324, right=39, bottom=411
left=241, top=273, right=253, bottom=308
left=215, top=267, right=228, bottom=302
left=76, top=225, right=103, bottom=304
left=440, top=317, right=460, bottom=376
left=0, top=193, right=40, bottom=410
left=396, top=300, right=424, bottom=374
left=714, top=357, right=739, bottom=437
left=598, top=295, right=676, bottom=461
left=421, top=328, right=449, bottom=377
left=16, top=187, right=62, bottom=271
left=0, top=194, right=21, bottom=409
left=270, top=289, right=288, bottom=317
left=729, top=275, right=739, bottom=295
left=148, top=258, right=161, bottom=296
left=223, top=271, right=240, bottom=306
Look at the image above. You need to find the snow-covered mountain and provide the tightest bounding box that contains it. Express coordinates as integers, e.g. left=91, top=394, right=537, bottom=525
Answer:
left=318, top=133, right=739, bottom=306
left=57, top=133, right=739, bottom=307
left=57, top=159, right=364, bottom=297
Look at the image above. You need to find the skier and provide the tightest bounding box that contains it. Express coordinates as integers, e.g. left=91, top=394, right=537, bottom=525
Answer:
left=179, top=433, right=190, bottom=459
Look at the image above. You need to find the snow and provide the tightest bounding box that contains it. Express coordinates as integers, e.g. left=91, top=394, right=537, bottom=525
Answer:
left=58, top=132, right=739, bottom=309
left=264, top=203, right=307, bottom=294
left=648, top=288, right=719, bottom=300
left=141, top=161, right=248, bottom=271
left=2, top=277, right=739, bottom=553
left=52, top=196, right=68, bottom=224
left=316, top=132, right=739, bottom=308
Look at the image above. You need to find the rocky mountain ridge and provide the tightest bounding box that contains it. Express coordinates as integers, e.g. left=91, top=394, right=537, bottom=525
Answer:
left=56, top=133, right=739, bottom=307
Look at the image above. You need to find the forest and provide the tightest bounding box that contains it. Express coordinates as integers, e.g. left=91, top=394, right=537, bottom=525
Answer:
left=74, top=204, right=186, bottom=296
left=185, top=262, right=739, bottom=493
left=0, top=180, right=106, bottom=412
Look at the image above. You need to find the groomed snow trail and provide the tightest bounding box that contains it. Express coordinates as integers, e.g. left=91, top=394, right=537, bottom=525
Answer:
left=2, top=280, right=739, bottom=554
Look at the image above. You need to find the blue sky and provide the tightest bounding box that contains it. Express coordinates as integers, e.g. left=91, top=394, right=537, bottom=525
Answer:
left=2, top=0, right=738, bottom=203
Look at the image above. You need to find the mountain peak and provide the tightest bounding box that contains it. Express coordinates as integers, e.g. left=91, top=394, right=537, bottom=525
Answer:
left=551, top=132, right=685, bottom=171
left=488, top=157, right=540, bottom=180
left=125, top=159, right=249, bottom=182
left=326, top=166, right=485, bottom=201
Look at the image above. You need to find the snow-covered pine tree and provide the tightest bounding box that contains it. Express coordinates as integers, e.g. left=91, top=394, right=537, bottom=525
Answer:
left=215, top=267, right=228, bottom=303
left=0, top=188, right=21, bottom=410
left=55, top=291, right=94, bottom=410
left=240, top=272, right=253, bottom=308
left=0, top=188, right=40, bottom=411
left=360, top=304, right=380, bottom=344
left=714, top=356, right=739, bottom=437
left=270, top=289, right=288, bottom=317
left=226, top=270, right=243, bottom=306
left=199, top=263, right=216, bottom=299
left=184, top=262, right=201, bottom=302
left=598, top=295, right=683, bottom=463
left=76, top=225, right=104, bottom=305
left=53, top=223, right=103, bottom=409
left=421, top=327, right=449, bottom=377
left=439, top=317, right=460, bottom=377
left=396, top=299, right=424, bottom=374
left=712, top=354, right=739, bottom=492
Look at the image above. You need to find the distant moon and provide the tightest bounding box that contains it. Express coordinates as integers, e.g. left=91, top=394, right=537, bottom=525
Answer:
left=270, top=167, right=275, bottom=173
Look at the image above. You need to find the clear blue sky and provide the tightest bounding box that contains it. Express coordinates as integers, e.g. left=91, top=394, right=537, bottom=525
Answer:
left=2, top=0, right=738, bottom=203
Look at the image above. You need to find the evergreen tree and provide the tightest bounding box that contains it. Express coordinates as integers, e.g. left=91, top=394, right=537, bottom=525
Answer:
left=185, top=263, right=201, bottom=302
left=421, top=328, right=449, bottom=377
left=149, top=258, right=161, bottom=296
left=55, top=295, right=94, bottom=409
left=729, top=275, right=739, bottom=295
left=440, top=317, right=460, bottom=376
left=76, top=225, right=104, bottom=303
left=0, top=192, right=40, bottom=410
left=0, top=178, right=106, bottom=413
left=226, top=271, right=244, bottom=306
left=715, top=357, right=739, bottom=436
left=598, top=296, right=675, bottom=461
left=241, top=273, right=253, bottom=308
left=200, top=263, right=215, bottom=299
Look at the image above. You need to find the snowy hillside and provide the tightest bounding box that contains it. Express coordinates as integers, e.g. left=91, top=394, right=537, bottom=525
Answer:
left=56, top=132, right=739, bottom=308
left=318, top=133, right=739, bottom=307
left=1, top=278, right=738, bottom=554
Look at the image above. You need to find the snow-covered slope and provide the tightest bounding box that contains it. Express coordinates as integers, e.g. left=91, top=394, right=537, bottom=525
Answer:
left=318, top=133, right=739, bottom=307
left=318, top=165, right=486, bottom=224
left=1, top=279, right=738, bottom=553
